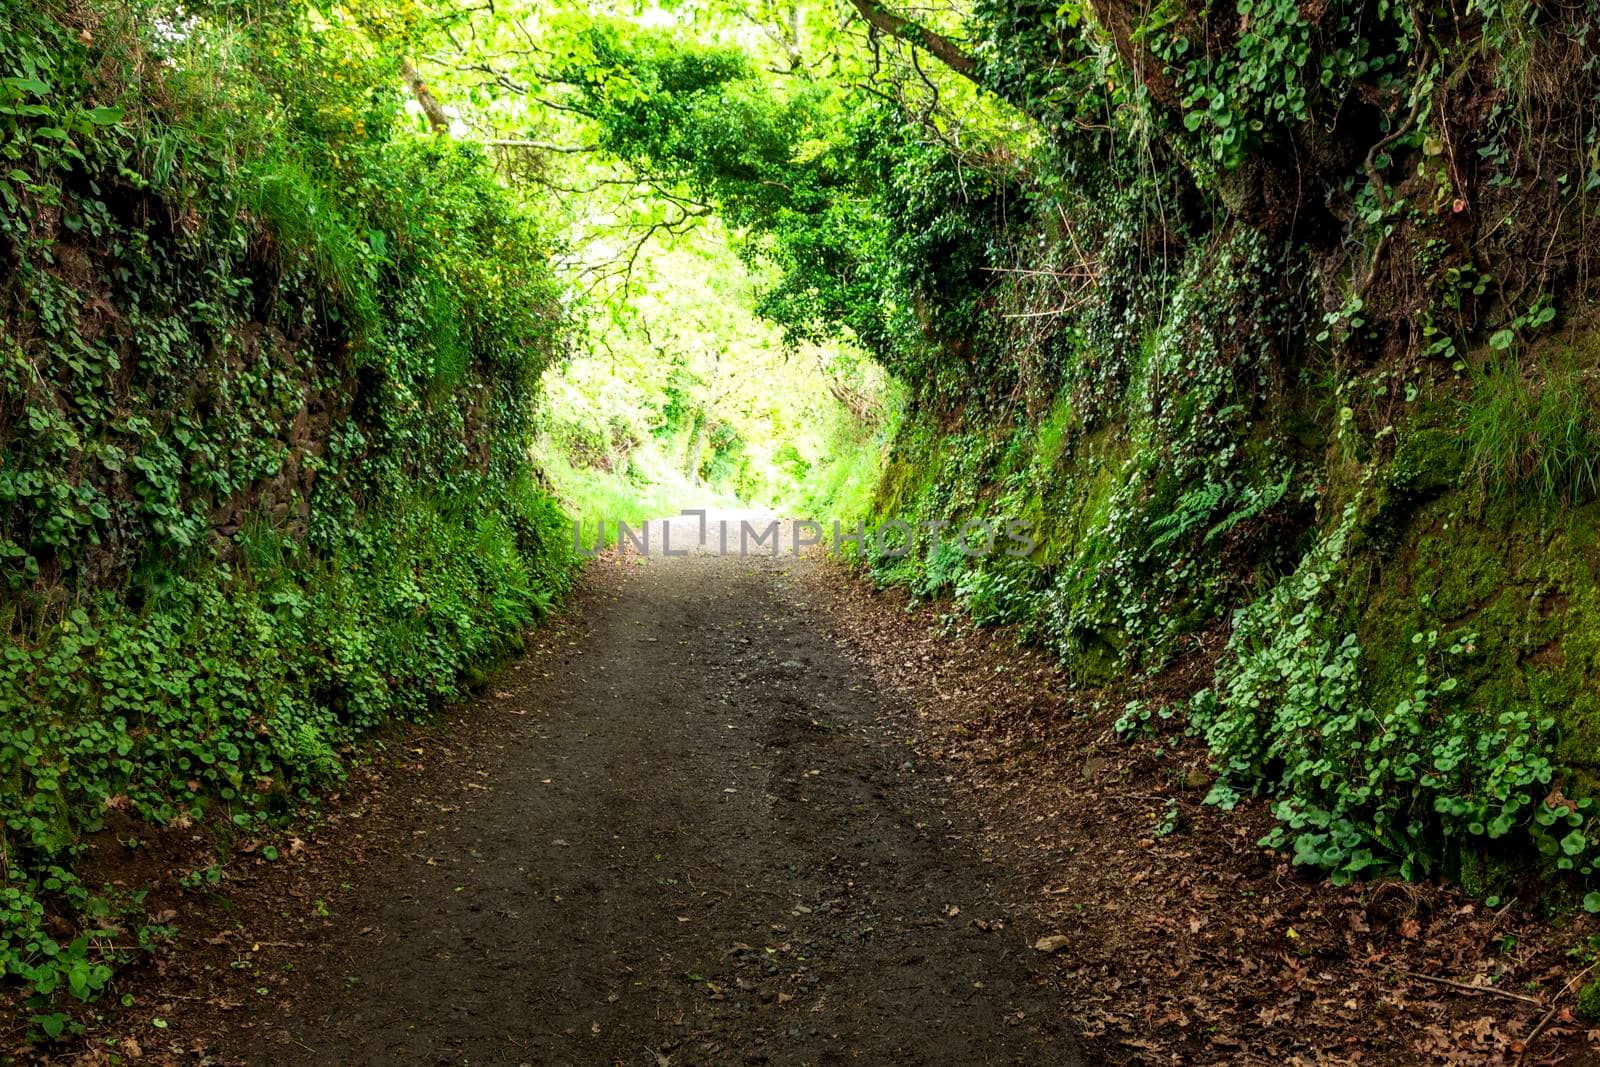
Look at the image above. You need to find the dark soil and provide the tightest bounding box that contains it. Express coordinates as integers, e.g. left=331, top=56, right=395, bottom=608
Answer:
left=800, top=564, right=1600, bottom=1066
left=54, top=541, right=1077, bottom=1065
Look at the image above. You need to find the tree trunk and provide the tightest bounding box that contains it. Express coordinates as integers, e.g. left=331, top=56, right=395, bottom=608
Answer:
left=683, top=413, right=705, bottom=484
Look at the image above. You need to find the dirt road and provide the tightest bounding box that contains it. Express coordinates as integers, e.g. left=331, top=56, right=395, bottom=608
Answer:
left=58, top=515, right=1599, bottom=1065
left=206, top=520, right=1077, bottom=1065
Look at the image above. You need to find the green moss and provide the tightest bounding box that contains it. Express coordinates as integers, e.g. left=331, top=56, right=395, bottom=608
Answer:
left=1033, top=392, right=1077, bottom=472
left=1388, top=426, right=1468, bottom=501
left=1578, top=979, right=1600, bottom=1025
left=1454, top=851, right=1520, bottom=901
left=872, top=454, right=924, bottom=522
left=1352, top=427, right=1600, bottom=803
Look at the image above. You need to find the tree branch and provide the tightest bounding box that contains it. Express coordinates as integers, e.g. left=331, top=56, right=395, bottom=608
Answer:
left=400, top=58, right=450, bottom=133
left=842, top=0, right=979, bottom=85
left=814, top=351, right=883, bottom=425
left=485, top=139, right=598, bottom=152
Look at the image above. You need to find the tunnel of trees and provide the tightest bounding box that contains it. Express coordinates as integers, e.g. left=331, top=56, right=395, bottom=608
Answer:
left=2, top=0, right=1600, bottom=1043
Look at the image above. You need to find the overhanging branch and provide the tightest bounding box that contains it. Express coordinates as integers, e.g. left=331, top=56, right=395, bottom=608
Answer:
left=401, top=59, right=450, bottom=133
left=843, top=0, right=980, bottom=85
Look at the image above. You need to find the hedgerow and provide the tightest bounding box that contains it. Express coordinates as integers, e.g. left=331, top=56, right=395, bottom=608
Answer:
left=0, top=0, right=571, bottom=1011
left=814, top=0, right=1600, bottom=895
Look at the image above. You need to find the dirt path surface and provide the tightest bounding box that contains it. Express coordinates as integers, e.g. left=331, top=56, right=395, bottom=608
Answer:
left=51, top=521, right=1600, bottom=1066
left=179, top=528, right=1077, bottom=1065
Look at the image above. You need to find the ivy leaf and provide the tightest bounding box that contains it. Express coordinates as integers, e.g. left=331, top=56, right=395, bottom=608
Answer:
left=3, top=76, right=51, bottom=96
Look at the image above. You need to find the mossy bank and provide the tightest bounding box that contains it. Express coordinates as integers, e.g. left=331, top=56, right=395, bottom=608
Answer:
left=815, top=3, right=1600, bottom=901
left=0, top=0, right=573, bottom=1006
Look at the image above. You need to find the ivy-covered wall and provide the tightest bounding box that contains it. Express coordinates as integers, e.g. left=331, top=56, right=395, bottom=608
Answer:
left=0, top=0, right=572, bottom=996
left=847, top=0, right=1600, bottom=899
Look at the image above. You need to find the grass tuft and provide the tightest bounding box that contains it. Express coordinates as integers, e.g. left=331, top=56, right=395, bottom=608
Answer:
left=1464, top=350, right=1600, bottom=503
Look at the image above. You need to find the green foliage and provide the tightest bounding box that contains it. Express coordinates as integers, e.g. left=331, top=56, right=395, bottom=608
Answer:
left=1114, top=698, right=1176, bottom=741
left=798, top=405, right=901, bottom=534
left=1196, top=502, right=1585, bottom=885
left=0, top=0, right=571, bottom=1005
left=572, top=26, right=816, bottom=227
left=559, top=23, right=1026, bottom=388
left=847, top=227, right=1307, bottom=671
left=2, top=493, right=570, bottom=989
left=1036, top=230, right=1305, bottom=669
left=955, top=558, right=1047, bottom=629
left=1465, top=348, right=1600, bottom=503
left=530, top=220, right=891, bottom=518
left=563, top=25, right=875, bottom=343
left=1155, top=0, right=1407, bottom=169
